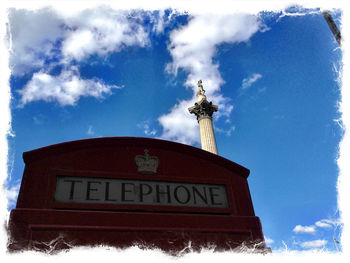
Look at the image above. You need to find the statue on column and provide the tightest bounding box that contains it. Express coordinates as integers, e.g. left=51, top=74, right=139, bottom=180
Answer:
left=197, top=80, right=205, bottom=95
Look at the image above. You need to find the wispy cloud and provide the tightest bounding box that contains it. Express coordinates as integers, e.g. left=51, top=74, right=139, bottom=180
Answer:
left=159, top=13, right=262, bottom=144
left=138, top=121, right=157, bottom=137
left=276, top=6, right=321, bottom=22
left=241, top=73, right=262, bottom=90
left=315, top=219, right=337, bottom=228
left=33, top=114, right=45, bottom=125
left=215, top=125, right=236, bottom=136
left=293, top=225, right=316, bottom=234
left=300, top=239, right=328, bottom=249
left=87, top=125, right=95, bottom=136
left=293, top=218, right=341, bottom=235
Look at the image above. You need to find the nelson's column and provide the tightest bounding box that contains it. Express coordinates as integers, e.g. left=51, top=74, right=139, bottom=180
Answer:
left=188, top=80, right=219, bottom=154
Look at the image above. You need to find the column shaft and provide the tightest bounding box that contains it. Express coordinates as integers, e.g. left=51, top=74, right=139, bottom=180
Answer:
left=198, top=117, right=218, bottom=154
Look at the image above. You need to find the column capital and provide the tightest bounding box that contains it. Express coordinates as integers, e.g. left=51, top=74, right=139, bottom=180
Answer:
left=188, top=99, right=218, bottom=122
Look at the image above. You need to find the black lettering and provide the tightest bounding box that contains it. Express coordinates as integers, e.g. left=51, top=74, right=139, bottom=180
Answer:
left=121, top=183, right=135, bottom=202
left=86, top=181, right=101, bottom=201
left=139, top=183, right=152, bottom=202
left=174, top=185, right=191, bottom=204
left=192, top=186, right=208, bottom=204
left=105, top=182, right=117, bottom=201
left=156, top=185, right=171, bottom=203
left=209, top=187, right=223, bottom=206
left=64, top=179, right=82, bottom=200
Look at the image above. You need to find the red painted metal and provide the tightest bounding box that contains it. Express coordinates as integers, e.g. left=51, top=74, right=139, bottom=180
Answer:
left=8, top=137, right=269, bottom=253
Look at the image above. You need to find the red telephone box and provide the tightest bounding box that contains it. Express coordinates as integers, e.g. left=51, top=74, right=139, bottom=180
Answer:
left=8, top=137, right=269, bottom=253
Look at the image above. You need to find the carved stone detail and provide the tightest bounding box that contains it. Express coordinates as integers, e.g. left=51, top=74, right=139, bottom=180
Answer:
left=188, top=100, right=218, bottom=122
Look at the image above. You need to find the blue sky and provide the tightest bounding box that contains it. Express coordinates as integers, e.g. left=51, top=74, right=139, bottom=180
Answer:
left=4, top=4, right=343, bottom=253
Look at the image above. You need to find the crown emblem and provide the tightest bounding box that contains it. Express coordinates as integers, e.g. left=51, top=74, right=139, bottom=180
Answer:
left=135, top=149, right=159, bottom=174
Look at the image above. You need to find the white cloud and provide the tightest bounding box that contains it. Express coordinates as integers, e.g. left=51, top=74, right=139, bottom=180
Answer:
left=8, top=8, right=64, bottom=76
left=241, top=73, right=262, bottom=89
left=158, top=99, right=198, bottom=144
left=8, top=7, right=161, bottom=106
left=18, top=66, right=121, bottom=106
left=61, top=7, right=150, bottom=62
left=293, top=225, right=317, bottom=234
left=300, top=239, right=328, bottom=249
left=159, top=13, right=261, bottom=144
left=315, top=219, right=335, bottom=228
left=8, top=7, right=151, bottom=75
left=293, top=218, right=341, bottom=235
left=6, top=183, right=20, bottom=210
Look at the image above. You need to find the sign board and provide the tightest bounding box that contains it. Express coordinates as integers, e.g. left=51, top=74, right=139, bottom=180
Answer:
left=55, top=176, right=229, bottom=208
left=8, top=137, right=269, bottom=253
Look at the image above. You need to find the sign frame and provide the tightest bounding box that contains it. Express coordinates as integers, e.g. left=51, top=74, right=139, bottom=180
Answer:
left=47, top=168, right=236, bottom=214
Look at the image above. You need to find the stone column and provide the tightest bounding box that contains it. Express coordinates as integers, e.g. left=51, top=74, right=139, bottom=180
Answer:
left=198, top=116, right=218, bottom=154
left=188, top=80, right=218, bottom=155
